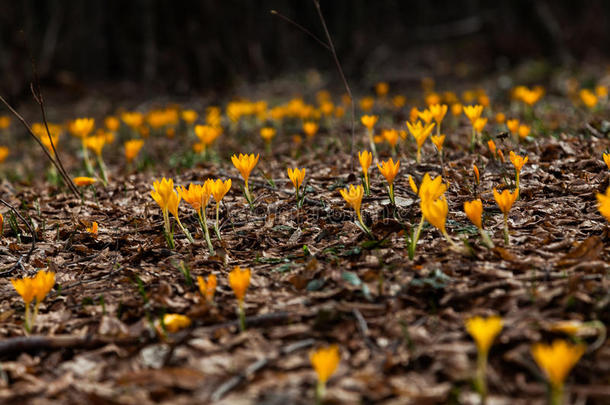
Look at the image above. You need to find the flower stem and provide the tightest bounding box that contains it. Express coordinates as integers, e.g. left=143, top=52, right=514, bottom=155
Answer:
left=197, top=210, right=215, bottom=255
left=388, top=184, right=395, bottom=205
left=356, top=211, right=373, bottom=238
left=315, top=380, right=326, bottom=405
left=163, top=210, right=175, bottom=249
left=474, top=350, right=488, bottom=404
left=96, top=155, right=108, bottom=185
left=244, top=181, right=254, bottom=210
left=214, top=203, right=222, bottom=240
left=176, top=217, right=194, bottom=244
left=408, top=216, right=425, bottom=259
left=81, top=140, right=94, bottom=176
left=237, top=301, right=246, bottom=332
left=550, top=383, right=564, bottom=405
left=479, top=228, right=495, bottom=249
left=363, top=174, right=370, bottom=196
left=368, top=129, right=377, bottom=161
left=24, top=303, right=31, bottom=333
left=470, top=127, right=476, bottom=151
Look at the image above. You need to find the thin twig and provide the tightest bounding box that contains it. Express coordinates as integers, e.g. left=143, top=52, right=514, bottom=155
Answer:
left=312, top=0, right=356, bottom=171
left=211, top=338, right=315, bottom=401
left=270, top=10, right=331, bottom=51
left=271, top=1, right=356, bottom=170
left=30, top=60, right=79, bottom=197
left=0, top=198, right=36, bottom=276
left=0, top=334, right=142, bottom=357
left=0, top=95, right=79, bottom=198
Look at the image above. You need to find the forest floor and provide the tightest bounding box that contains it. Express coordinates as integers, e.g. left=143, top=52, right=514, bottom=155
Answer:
left=0, top=69, right=609, bottom=405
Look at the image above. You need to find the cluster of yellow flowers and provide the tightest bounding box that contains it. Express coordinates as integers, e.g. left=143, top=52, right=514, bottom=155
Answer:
left=465, top=315, right=585, bottom=404
left=150, top=177, right=231, bottom=251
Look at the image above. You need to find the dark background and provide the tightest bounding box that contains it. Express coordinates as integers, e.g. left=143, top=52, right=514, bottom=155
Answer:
left=1, top=0, right=609, bottom=100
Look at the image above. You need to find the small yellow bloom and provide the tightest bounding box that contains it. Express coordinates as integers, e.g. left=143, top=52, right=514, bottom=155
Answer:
left=392, top=95, right=406, bottom=109
left=497, top=149, right=505, bottom=163
left=163, top=314, right=191, bottom=333
left=211, top=179, right=232, bottom=203
left=287, top=168, right=306, bottom=192
left=73, top=176, right=97, bottom=187
left=514, top=86, right=544, bottom=106
left=124, top=139, right=144, bottom=163
left=464, top=199, right=483, bottom=229
left=406, top=121, right=435, bottom=150
left=86, top=221, right=98, bottom=235
left=473, top=117, right=487, bottom=133
left=381, top=129, right=399, bottom=148
left=465, top=316, right=503, bottom=354
left=493, top=188, right=518, bottom=215
left=417, top=109, right=434, bottom=124
left=310, top=345, right=340, bottom=384
left=595, top=85, right=608, bottom=98
left=579, top=89, right=598, bottom=109
left=473, top=164, right=480, bottom=185
left=231, top=153, right=259, bottom=186
left=506, top=119, right=519, bottom=134
left=151, top=178, right=177, bottom=213
left=518, top=124, right=531, bottom=139
left=0, top=146, right=9, bottom=163
left=425, top=92, right=441, bottom=106
left=596, top=187, right=610, bottom=222
left=409, top=107, right=420, bottom=123
left=429, top=104, right=448, bottom=125
left=495, top=112, right=506, bottom=124
left=0, top=115, right=11, bottom=130
left=443, top=91, right=458, bottom=104
left=181, top=109, right=199, bottom=124
left=68, top=118, right=95, bottom=138
left=375, top=82, right=389, bottom=97
left=320, top=101, right=334, bottom=116
left=377, top=158, right=400, bottom=185
left=178, top=182, right=212, bottom=213
left=463, top=105, right=484, bottom=124
left=197, top=274, right=217, bottom=302
left=450, top=103, right=462, bottom=116
left=531, top=340, right=584, bottom=387
left=417, top=173, right=447, bottom=203
left=430, top=134, right=445, bottom=152
left=260, top=127, right=277, bottom=142
left=303, top=121, right=319, bottom=138
left=11, top=277, right=37, bottom=306
left=360, top=115, right=378, bottom=130
left=33, top=270, right=55, bottom=304
left=359, top=96, right=374, bottom=112
left=85, top=134, right=106, bottom=157
left=229, top=266, right=251, bottom=302
left=358, top=151, right=372, bottom=178
left=509, top=151, right=528, bottom=173
left=105, top=116, right=120, bottom=132
left=340, top=184, right=364, bottom=216
left=603, top=153, right=610, bottom=170
left=421, top=196, right=449, bottom=234
left=121, top=112, right=144, bottom=129
left=408, top=175, right=418, bottom=194
left=487, top=140, right=497, bottom=157
left=195, top=124, right=222, bottom=147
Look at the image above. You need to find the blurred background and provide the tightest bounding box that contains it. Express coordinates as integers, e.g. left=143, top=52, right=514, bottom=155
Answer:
left=1, top=0, right=609, bottom=102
